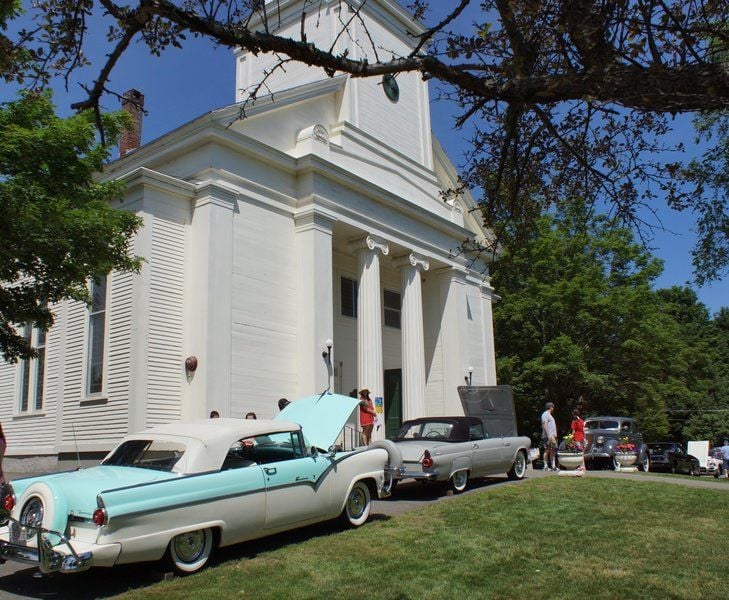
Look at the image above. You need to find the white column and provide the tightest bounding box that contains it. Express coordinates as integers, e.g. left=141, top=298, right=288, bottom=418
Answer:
left=438, top=266, right=469, bottom=415
left=295, top=210, right=335, bottom=396
left=394, top=253, right=429, bottom=421
left=481, top=277, right=498, bottom=385
left=349, top=235, right=389, bottom=441
left=185, top=183, right=236, bottom=419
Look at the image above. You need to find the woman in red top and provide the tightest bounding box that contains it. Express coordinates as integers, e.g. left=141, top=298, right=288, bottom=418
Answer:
left=570, top=409, right=585, bottom=448
left=570, top=409, right=586, bottom=470
left=358, top=388, right=376, bottom=446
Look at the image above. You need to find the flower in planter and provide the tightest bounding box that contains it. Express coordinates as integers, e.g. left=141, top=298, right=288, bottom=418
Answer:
left=561, top=432, right=582, bottom=452
left=615, top=435, right=636, bottom=453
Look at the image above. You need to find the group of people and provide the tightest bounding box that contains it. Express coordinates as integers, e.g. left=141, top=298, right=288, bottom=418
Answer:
left=540, top=402, right=586, bottom=472
left=209, top=390, right=378, bottom=447
left=209, top=398, right=291, bottom=420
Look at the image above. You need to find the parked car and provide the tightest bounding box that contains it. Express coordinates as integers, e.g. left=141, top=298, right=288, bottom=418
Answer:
left=0, top=393, right=402, bottom=575
left=583, top=416, right=650, bottom=471
left=708, top=447, right=725, bottom=478
left=391, top=386, right=531, bottom=493
left=647, top=442, right=701, bottom=475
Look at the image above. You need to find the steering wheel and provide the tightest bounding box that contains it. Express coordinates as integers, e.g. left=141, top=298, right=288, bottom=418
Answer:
left=425, top=431, right=441, bottom=438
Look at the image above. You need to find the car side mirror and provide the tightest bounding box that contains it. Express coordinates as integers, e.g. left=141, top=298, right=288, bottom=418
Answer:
left=327, top=445, right=337, bottom=457
left=310, top=446, right=319, bottom=458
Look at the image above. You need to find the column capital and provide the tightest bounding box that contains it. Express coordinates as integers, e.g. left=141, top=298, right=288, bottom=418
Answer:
left=294, top=208, right=337, bottom=233
left=393, top=252, right=430, bottom=272
left=194, top=180, right=239, bottom=210
left=348, top=234, right=389, bottom=256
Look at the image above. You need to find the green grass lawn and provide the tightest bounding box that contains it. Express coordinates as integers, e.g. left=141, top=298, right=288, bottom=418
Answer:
left=116, top=477, right=727, bottom=600
left=637, top=470, right=729, bottom=483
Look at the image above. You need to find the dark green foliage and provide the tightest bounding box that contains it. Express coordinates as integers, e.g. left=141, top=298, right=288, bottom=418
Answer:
left=657, top=289, right=729, bottom=442
left=493, top=202, right=729, bottom=443
left=0, top=92, right=141, bottom=361
left=493, top=204, right=678, bottom=441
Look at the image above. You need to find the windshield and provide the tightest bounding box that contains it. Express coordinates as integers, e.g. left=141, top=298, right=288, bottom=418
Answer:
left=584, top=420, right=619, bottom=431
left=103, top=439, right=186, bottom=472
left=398, top=421, right=454, bottom=440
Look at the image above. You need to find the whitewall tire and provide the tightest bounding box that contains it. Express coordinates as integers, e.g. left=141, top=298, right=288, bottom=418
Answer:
left=342, top=481, right=371, bottom=527
left=167, top=528, right=214, bottom=574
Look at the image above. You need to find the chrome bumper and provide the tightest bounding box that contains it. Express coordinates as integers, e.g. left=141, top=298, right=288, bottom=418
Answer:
left=0, top=518, right=92, bottom=574
left=399, top=470, right=440, bottom=481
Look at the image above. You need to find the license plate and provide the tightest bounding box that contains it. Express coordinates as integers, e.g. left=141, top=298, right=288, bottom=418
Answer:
left=9, top=522, right=27, bottom=544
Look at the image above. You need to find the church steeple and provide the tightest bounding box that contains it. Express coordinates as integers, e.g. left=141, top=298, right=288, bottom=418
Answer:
left=234, top=0, right=432, bottom=168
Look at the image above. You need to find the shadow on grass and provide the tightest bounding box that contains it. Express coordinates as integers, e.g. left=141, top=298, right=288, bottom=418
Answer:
left=0, top=515, right=395, bottom=599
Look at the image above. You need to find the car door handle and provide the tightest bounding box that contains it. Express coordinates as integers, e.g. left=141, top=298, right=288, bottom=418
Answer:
left=264, top=467, right=277, bottom=475
left=472, top=443, right=479, bottom=449
left=504, top=442, right=512, bottom=447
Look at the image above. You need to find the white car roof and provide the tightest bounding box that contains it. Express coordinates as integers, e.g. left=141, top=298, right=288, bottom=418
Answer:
left=114, top=418, right=302, bottom=474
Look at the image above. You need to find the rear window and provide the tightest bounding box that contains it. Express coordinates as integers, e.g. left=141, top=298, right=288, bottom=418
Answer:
left=584, top=420, right=620, bottom=431
left=398, top=421, right=454, bottom=440
left=103, top=439, right=186, bottom=472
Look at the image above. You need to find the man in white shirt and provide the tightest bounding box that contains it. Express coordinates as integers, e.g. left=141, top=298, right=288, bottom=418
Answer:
left=541, top=402, right=558, bottom=471
left=721, top=439, right=729, bottom=478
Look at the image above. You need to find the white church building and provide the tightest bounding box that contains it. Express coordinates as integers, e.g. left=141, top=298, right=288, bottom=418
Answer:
left=0, top=0, right=497, bottom=465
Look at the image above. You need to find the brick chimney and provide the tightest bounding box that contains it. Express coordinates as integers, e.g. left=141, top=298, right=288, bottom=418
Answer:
left=119, top=89, right=144, bottom=157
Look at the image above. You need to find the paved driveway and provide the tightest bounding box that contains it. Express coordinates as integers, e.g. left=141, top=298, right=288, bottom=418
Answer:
left=0, top=467, right=725, bottom=599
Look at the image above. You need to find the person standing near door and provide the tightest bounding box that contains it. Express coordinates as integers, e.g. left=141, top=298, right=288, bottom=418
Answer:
left=359, top=388, right=376, bottom=446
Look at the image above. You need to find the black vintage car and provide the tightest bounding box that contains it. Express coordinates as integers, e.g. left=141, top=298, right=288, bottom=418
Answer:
left=583, top=416, right=650, bottom=471
left=647, top=442, right=701, bottom=475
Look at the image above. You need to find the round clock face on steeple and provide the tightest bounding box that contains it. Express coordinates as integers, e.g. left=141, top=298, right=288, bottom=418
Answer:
left=381, top=74, right=399, bottom=102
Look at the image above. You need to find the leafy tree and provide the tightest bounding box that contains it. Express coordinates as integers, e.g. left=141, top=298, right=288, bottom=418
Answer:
left=656, top=288, right=729, bottom=441
left=681, top=111, right=729, bottom=285
left=3, top=0, right=729, bottom=283
left=0, top=92, right=141, bottom=361
left=491, top=202, right=686, bottom=441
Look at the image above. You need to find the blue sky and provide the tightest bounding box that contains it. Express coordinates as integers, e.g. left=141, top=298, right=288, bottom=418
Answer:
left=2, top=5, right=726, bottom=314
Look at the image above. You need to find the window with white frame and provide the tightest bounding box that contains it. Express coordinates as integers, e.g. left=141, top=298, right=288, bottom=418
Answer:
left=384, top=289, right=401, bottom=329
left=18, top=324, right=47, bottom=412
left=341, top=276, right=358, bottom=318
left=87, top=274, right=108, bottom=395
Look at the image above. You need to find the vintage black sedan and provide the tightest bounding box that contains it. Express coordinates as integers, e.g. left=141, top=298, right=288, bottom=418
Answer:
left=647, top=442, right=701, bottom=475
left=583, top=417, right=650, bottom=471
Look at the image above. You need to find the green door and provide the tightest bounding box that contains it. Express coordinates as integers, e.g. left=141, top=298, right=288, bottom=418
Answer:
left=384, top=369, right=402, bottom=439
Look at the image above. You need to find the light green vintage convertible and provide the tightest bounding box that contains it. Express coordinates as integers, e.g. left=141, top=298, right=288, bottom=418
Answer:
left=0, top=394, right=402, bottom=574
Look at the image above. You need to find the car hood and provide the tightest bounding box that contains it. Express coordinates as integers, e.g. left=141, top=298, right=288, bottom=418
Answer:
left=12, top=466, right=179, bottom=518
left=276, top=392, right=360, bottom=450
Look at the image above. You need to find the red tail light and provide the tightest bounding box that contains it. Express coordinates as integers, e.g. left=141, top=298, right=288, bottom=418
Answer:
left=2, top=493, right=15, bottom=512
left=422, top=450, right=433, bottom=470
left=92, top=508, right=106, bottom=526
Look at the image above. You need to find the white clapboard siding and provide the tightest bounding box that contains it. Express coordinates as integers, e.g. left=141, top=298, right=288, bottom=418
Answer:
left=0, top=296, right=60, bottom=454
left=146, top=215, right=185, bottom=425
left=230, top=202, right=297, bottom=418
left=61, top=268, right=133, bottom=444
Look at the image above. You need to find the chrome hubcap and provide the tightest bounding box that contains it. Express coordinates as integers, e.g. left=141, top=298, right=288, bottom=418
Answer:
left=453, top=471, right=467, bottom=489
left=347, top=487, right=366, bottom=518
left=173, top=530, right=206, bottom=563
left=20, top=497, right=43, bottom=540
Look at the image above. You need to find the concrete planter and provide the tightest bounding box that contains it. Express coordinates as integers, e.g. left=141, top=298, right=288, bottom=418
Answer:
left=557, top=452, right=584, bottom=470
left=614, top=452, right=638, bottom=467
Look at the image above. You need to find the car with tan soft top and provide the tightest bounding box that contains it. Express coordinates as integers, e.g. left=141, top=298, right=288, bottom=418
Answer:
left=0, top=393, right=402, bottom=575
